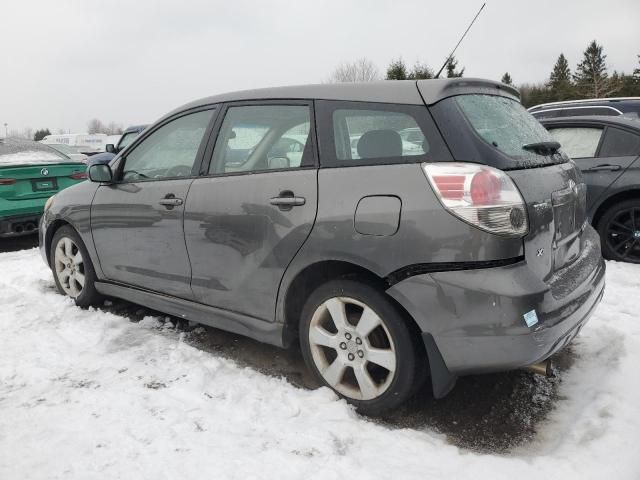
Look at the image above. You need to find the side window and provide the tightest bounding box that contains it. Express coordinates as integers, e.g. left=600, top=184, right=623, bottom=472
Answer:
left=561, top=107, right=619, bottom=117
left=333, top=109, right=427, bottom=161
left=122, top=110, right=213, bottom=182
left=598, top=128, right=640, bottom=157
left=548, top=127, right=603, bottom=159
left=209, top=105, right=312, bottom=174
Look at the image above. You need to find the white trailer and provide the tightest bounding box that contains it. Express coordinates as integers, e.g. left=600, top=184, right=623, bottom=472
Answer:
left=41, top=133, right=108, bottom=154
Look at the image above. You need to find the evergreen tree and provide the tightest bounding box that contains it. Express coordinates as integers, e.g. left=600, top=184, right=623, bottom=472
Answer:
left=573, top=40, right=618, bottom=97
left=634, top=55, right=640, bottom=79
left=33, top=128, right=51, bottom=141
left=445, top=56, right=464, bottom=77
left=501, top=72, right=513, bottom=85
left=408, top=62, right=434, bottom=80
left=547, top=53, right=574, bottom=101
left=386, top=58, right=408, bottom=80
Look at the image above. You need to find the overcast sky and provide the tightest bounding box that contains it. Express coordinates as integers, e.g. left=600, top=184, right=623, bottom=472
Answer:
left=2, top=0, right=639, bottom=134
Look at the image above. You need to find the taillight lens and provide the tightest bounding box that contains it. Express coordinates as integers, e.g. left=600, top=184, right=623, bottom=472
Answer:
left=70, top=171, right=88, bottom=180
left=0, top=178, right=16, bottom=185
left=423, top=162, right=528, bottom=237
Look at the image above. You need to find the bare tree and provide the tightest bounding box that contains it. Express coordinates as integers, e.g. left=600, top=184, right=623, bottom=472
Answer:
left=106, top=122, right=123, bottom=135
left=87, top=118, right=106, bottom=134
left=327, top=58, right=380, bottom=83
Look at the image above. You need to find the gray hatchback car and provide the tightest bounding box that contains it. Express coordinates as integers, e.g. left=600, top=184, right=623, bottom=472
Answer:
left=39, top=79, right=605, bottom=415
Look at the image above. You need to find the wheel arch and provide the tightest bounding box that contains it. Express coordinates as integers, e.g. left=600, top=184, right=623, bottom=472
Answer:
left=280, top=259, right=427, bottom=357
left=592, top=188, right=640, bottom=230
left=44, top=219, right=73, bottom=266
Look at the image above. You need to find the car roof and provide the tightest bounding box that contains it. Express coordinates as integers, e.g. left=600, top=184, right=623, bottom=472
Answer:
left=539, top=115, right=640, bottom=130
left=529, top=97, right=640, bottom=112
left=168, top=78, right=520, bottom=116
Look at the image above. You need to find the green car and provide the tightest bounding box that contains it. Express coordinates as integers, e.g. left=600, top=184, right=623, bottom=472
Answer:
left=0, top=138, right=87, bottom=237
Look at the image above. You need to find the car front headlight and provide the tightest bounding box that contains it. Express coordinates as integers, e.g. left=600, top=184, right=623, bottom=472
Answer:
left=44, top=195, right=56, bottom=212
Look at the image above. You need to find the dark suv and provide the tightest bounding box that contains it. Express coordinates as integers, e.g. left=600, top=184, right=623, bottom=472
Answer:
left=39, top=79, right=605, bottom=414
left=541, top=115, right=640, bottom=263
left=529, top=97, right=640, bottom=120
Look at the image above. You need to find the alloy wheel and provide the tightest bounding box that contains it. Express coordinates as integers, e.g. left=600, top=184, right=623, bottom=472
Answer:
left=54, top=237, right=86, bottom=297
left=605, top=207, right=640, bottom=263
left=308, top=296, right=397, bottom=401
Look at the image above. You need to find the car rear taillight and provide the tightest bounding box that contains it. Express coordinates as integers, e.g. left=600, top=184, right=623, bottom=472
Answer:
left=70, top=172, right=88, bottom=180
left=423, top=162, right=528, bottom=237
left=0, top=178, right=16, bottom=185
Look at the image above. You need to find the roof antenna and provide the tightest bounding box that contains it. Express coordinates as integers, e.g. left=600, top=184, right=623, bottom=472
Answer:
left=434, top=3, right=486, bottom=79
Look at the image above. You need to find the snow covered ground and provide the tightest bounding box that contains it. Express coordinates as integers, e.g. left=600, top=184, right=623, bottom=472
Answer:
left=1, top=248, right=639, bottom=480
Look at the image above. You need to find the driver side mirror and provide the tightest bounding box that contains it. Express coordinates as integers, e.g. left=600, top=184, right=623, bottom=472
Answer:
left=88, top=164, right=113, bottom=183
left=267, top=156, right=290, bottom=170
left=105, top=143, right=116, bottom=154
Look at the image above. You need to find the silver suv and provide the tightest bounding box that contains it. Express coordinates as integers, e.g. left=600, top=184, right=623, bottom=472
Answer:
left=39, top=79, right=605, bottom=415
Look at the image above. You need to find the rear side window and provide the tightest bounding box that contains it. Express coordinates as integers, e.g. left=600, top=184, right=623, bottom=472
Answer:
left=599, top=128, right=640, bottom=157
left=317, top=101, right=451, bottom=167
left=456, top=95, right=555, bottom=158
left=548, top=127, right=603, bottom=159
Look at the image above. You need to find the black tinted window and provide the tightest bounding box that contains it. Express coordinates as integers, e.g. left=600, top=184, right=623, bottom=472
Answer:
left=599, top=128, right=640, bottom=157
left=562, top=107, right=619, bottom=117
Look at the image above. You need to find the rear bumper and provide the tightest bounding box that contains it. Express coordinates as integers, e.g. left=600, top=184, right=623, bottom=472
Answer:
left=0, top=214, right=41, bottom=237
left=387, top=230, right=605, bottom=396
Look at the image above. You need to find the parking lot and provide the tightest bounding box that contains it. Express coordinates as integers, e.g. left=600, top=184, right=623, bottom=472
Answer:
left=1, top=237, right=638, bottom=479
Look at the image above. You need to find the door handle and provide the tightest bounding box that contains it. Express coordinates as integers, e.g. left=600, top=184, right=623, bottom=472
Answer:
left=159, top=194, right=184, bottom=209
left=269, top=191, right=306, bottom=210
left=586, top=164, right=622, bottom=172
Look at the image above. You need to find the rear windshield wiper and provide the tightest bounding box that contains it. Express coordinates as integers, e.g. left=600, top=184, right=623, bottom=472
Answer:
left=522, top=141, right=561, bottom=155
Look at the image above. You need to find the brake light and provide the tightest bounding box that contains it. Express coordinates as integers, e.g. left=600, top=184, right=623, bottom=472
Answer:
left=70, top=171, right=88, bottom=180
left=423, top=162, right=528, bottom=237
left=0, top=178, right=16, bottom=185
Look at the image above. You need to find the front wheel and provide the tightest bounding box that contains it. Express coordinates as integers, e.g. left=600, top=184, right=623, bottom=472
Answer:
left=50, top=225, right=103, bottom=307
left=299, top=279, right=424, bottom=415
left=598, top=199, right=640, bottom=263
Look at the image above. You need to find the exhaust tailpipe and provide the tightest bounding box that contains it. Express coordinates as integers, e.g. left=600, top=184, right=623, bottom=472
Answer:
left=524, top=360, right=554, bottom=377
left=14, top=224, right=24, bottom=234
left=25, top=222, right=35, bottom=232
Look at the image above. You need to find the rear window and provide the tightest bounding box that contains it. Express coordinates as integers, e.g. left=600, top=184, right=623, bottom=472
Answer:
left=456, top=95, right=555, bottom=157
left=0, top=140, right=70, bottom=166
left=548, top=127, right=603, bottom=159
left=316, top=100, right=452, bottom=167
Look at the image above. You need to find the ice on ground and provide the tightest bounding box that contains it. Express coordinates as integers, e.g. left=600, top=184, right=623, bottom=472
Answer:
left=0, top=249, right=639, bottom=479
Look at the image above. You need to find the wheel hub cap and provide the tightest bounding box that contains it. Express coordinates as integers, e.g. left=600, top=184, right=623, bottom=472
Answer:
left=308, top=296, right=397, bottom=401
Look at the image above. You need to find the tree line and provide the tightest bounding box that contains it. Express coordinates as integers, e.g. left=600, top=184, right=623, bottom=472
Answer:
left=5, top=119, right=124, bottom=142
left=327, top=40, right=640, bottom=108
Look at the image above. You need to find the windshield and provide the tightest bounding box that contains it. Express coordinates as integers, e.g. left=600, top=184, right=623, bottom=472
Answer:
left=455, top=95, right=566, bottom=167
left=118, top=131, right=140, bottom=150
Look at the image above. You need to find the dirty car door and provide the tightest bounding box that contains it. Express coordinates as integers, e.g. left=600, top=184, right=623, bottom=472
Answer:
left=184, top=102, right=318, bottom=321
left=91, top=109, right=215, bottom=298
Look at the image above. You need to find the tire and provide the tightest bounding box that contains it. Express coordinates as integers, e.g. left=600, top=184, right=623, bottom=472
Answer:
left=597, top=199, right=640, bottom=264
left=299, top=279, right=424, bottom=416
left=50, top=225, right=103, bottom=308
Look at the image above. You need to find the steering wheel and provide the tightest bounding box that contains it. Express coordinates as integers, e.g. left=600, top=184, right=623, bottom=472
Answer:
left=165, top=165, right=192, bottom=177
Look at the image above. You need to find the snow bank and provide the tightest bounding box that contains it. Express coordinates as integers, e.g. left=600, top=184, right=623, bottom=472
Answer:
left=0, top=249, right=638, bottom=479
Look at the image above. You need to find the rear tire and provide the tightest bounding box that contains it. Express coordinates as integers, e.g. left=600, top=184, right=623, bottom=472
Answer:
left=299, top=279, right=424, bottom=416
left=50, top=225, right=103, bottom=308
left=597, top=199, right=640, bottom=263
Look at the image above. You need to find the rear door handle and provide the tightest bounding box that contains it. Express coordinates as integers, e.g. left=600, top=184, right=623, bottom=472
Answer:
left=159, top=194, right=183, bottom=208
left=586, top=164, right=622, bottom=172
left=269, top=191, right=306, bottom=210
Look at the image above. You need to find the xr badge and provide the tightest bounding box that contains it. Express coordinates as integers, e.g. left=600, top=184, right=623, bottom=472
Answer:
left=536, top=248, right=544, bottom=257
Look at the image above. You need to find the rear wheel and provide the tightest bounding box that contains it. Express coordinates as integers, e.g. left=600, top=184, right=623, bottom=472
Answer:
left=50, top=225, right=103, bottom=307
left=299, top=279, right=423, bottom=415
left=598, top=199, right=640, bottom=263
